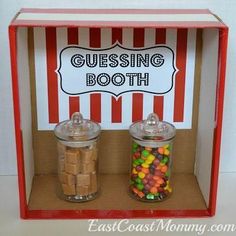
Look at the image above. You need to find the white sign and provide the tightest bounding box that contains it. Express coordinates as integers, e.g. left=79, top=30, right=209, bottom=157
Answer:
left=57, top=44, right=177, bottom=97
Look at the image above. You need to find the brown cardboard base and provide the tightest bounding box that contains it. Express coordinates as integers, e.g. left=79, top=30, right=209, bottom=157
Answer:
left=28, top=173, right=207, bottom=210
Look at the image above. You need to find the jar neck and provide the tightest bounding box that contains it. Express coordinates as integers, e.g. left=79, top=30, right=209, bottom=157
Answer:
left=132, top=137, right=174, bottom=148
left=58, top=138, right=98, bottom=148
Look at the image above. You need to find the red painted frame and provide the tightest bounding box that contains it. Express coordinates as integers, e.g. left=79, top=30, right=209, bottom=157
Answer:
left=9, top=9, right=228, bottom=219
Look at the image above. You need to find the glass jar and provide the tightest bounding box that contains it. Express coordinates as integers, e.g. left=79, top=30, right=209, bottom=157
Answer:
left=129, top=113, right=176, bottom=202
left=54, top=112, right=101, bottom=202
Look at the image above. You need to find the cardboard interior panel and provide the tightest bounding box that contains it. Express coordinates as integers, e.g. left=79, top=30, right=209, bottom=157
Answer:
left=195, top=29, right=219, bottom=204
left=28, top=174, right=207, bottom=210
left=28, top=28, right=202, bottom=176
left=17, top=27, right=34, bottom=201
left=18, top=26, right=212, bottom=210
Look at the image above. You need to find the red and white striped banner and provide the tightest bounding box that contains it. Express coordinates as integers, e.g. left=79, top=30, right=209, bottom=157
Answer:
left=34, top=27, right=196, bottom=130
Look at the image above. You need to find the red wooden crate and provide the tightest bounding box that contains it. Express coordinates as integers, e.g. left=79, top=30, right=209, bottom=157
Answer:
left=9, top=8, right=228, bottom=219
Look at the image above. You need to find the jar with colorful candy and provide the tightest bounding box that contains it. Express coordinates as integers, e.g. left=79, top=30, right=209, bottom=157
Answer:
left=129, top=113, right=176, bottom=202
left=54, top=112, right=101, bottom=202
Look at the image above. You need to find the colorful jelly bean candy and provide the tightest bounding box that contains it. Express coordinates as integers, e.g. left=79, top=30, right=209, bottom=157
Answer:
left=135, top=177, right=142, bottom=184
left=139, top=158, right=145, bottom=164
left=158, top=147, right=164, bottom=155
left=133, top=142, right=138, bottom=149
left=145, top=159, right=153, bottom=165
left=164, top=144, right=169, bottom=149
left=141, top=163, right=149, bottom=168
left=153, top=159, right=160, bottom=166
left=141, top=167, right=149, bottom=174
left=150, top=187, right=158, bottom=194
left=137, top=191, right=145, bottom=198
left=134, top=152, right=141, bottom=158
left=130, top=142, right=173, bottom=201
left=136, top=165, right=142, bottom=172
left=137, top=183, right=144, bottom=191
left=142, top=150, right=149, bottom=157
left=132, top=187, right=139, bottom=194
left=147, top=154, right=155, bottom=162
left=138, top=172, right=145, bottom=179
left=146, top=193, right=155, bottom=200
left=161, top=165, right=168, bottom=173
left=164, top=149, right=170, bottom=156
left=164, top=181, right=172, bottom=193
left=161, top=156, right=169, bottom=164
left=145, top=147, right=152, bottom=152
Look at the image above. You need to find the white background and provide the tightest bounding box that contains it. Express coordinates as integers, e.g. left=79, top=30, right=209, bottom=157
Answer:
left=0, top=0, right=235, bottom=175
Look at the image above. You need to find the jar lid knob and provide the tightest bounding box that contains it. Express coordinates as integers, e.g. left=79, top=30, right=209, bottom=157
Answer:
left=71, top=112, right=83, bottom=126
left=146, top=113, right=159, bottom=125
left=144, top=113, right=162, bottom=133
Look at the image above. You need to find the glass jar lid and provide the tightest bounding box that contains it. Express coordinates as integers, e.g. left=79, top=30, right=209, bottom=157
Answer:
left=129, top=113, right=176, bottom=142
left=54, top=112, right=101, bottom=142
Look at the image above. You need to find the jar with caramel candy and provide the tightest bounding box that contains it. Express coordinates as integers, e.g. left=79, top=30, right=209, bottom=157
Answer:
left=54, top=112, right=101, bottom=202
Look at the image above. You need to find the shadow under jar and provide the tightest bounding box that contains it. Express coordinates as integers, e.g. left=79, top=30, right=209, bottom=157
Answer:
left=54, top=112, right=101, bottom=202
left=129, top=113, right=176, bottom=202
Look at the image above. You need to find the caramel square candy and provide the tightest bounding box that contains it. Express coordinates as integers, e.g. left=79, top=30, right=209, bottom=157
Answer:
left=81, top=161, right=95, bottom=174
left=89, top=172, right=98, bottom=194
left=65, top=149, right=80, bottom=164
left=76, top=174, right=90, bottom=186
left=80, top=148, right=94, bottom=163
left=62, top=184, right=76, bottom=195
left=58, top=159, right=65, bottom=172
left=57, top=142, right=66, bottom=156
left=59, top=172, right=75, bottom=185
left=59, top=172, right=66, bottom=183
left=92, top=148, right=98, bottom=161
left=65, top=162, right=80, bottom=175
left=76, top=185, right=89, bottom=196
